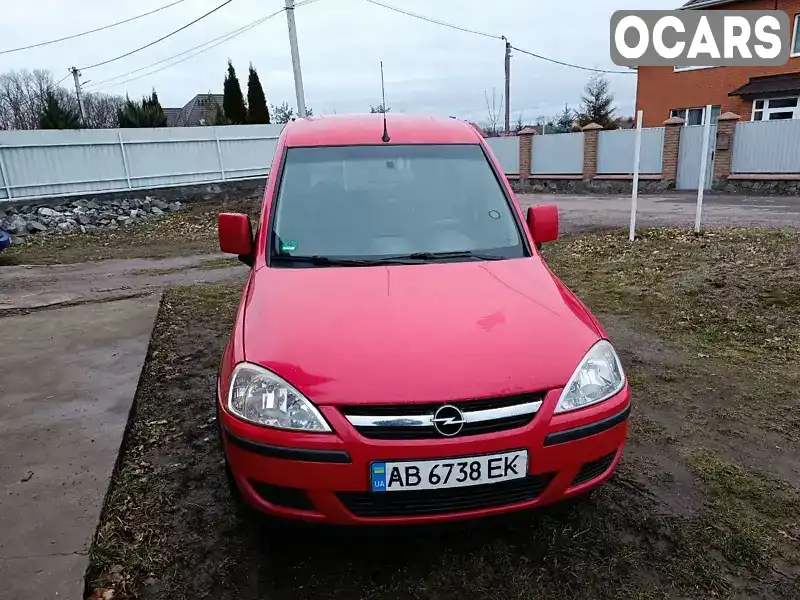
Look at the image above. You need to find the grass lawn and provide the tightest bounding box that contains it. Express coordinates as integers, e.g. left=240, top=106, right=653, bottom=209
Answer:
left=0, top=198, right=260, bottom=265
left=85, top=228, right=800, bottom=600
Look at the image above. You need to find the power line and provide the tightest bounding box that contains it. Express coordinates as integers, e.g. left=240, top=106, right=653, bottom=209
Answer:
left=0, top=0, right=189, bottom=56
left=80, top=0, right=236, bottom=70
left=85, top=0, right=321, bottom=89
left=364, top=0, right=503, bottom=40
left=84, top=11, right=276, bottom=89
left=85, top=9, right=285, bottom=92
left=54, top=73, right=72, bottom=87
left=364, top=0, right=633, bottom=75
left=511, top=45, right=634, bottom=75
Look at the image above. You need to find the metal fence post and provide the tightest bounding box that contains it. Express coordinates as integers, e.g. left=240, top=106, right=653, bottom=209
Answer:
left=118, top=132, right=132, bottom=190
left=695, top=104, right=713, bottom=233
left=214, top=128, right=226, bottom=181
left=629, top=110, right=643, bottom=242
left=0, top=145, right=12, bottom=200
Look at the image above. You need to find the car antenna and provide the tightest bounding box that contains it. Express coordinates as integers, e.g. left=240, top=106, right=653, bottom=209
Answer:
left=380, top=61, right=390, bottom=143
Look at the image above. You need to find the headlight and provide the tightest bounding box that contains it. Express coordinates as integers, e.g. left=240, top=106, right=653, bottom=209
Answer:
left=555, top=341, right=625, bottom=414
left=227, top=362, right=331, bottom=432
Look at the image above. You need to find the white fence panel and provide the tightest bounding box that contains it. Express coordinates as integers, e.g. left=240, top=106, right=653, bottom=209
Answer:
left=485, top=137, right=519, bottom=174
left=677, top=125, right=716, bottom=190
left=597, top=127, right=664, bottom=174
left=0, top=124, right=283, bottom=201
left=531, top=132, right=583, bottom=175
left=0, top=146, right=10, bottom=200
left=732, top=120, right=800, bottom=174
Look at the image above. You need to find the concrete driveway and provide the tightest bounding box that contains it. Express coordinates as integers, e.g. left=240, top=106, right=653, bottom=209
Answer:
left=517, top=193, right=800, bottom=233
left=0, top=256, right=245, bottom=600
left=0, top=297, right=159, bottom=600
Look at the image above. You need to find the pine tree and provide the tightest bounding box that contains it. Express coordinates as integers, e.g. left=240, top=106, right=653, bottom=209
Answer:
left=117, top=95, right=167, bottom=128
left=39, top=91, right=80, bottom=129
left=223, top=60, right=247, bottom=125
left=577, top=75, right=617, bottom=130
left=206, top=98, right=232, bottom=126
left=140, top=90, right=167, bottom=126
left=553, top=104, right=576, bottom=133
left=246, top=64, right=270, bottom=124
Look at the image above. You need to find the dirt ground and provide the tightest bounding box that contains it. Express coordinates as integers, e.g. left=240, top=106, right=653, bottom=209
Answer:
left=84, top=228, right=800, bottom=600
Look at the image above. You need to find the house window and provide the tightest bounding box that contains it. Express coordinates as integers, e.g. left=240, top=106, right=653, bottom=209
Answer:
left=752, top=97, right=800, bottom=121
left=793, top=14, right=800, bottom=57
left=670, top=106, right=721, bottom=126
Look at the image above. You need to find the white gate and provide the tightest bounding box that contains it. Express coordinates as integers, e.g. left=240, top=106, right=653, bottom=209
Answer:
left=677, top=125, right=716, bottom=190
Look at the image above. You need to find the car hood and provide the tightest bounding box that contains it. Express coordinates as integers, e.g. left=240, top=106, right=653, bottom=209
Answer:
left=242, top=258, right=602, bottom=406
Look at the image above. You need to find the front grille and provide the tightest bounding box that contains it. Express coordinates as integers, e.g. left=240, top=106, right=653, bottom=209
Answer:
left=342, top=392, right=544, bottom=440
left=571, top=452, right=616, bottom=486
left=249, top=480, right=315, bottom=511
left=337, top=474, right=554, bottom=518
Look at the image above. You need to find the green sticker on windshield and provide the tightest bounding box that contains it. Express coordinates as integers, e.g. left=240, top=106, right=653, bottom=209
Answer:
left=281, top=240, right=298, bottom=253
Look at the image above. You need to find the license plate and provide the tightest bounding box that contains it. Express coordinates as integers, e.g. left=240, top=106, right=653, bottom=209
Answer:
left=370, top=450, right=528, bottom=492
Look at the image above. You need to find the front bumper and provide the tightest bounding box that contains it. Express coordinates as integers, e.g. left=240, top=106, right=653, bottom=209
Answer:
left=220, top=385, right=631, bottom=525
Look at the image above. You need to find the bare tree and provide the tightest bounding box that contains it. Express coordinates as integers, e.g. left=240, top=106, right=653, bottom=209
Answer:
left=0, top=69, right=125, bottom=130
left=482, top=88, right=504, bottom=137
left=83, top=92, right=124, bottom=128
left=0, top=69, right=58, bottom=130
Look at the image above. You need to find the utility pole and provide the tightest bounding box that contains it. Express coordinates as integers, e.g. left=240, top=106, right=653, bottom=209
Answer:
left=70, top=67, right=86, bottom=125
left=503, top=38, right=511, bottom=134
left=284, top=0, right=307, bottom=118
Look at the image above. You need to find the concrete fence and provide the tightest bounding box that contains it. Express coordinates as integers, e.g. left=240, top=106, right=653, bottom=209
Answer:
left=0, top=124, right=284, bottom=201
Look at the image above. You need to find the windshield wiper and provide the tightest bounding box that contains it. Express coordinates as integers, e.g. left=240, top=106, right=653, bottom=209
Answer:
left=272, top=255, right=415, bottom=267
left=400, top=251, right=506, bottom=262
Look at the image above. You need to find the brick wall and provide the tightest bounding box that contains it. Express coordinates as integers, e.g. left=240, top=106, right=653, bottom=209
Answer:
left=635, top=0, right=800, bottom=127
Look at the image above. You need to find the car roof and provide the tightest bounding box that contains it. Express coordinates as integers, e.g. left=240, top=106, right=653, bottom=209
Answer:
left=281, top=114, right=484, bottom=147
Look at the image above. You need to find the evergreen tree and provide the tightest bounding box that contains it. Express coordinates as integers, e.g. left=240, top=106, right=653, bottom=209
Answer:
left=223, top=60, right=247, bottom=124
left=246, top=64, right=270, bottom=124
left=39, top=91, right=80, bottom=129
left=269, top=101, right=314, bottom=124
left=117, top=95, right=167, bottom=128
left=577, top=75, right=617, bottom=129
left=140, top=90, right=167, bottom=126
left=206, top=98, right=232, bottom=126
left=553, top=104, right=576, bottom=133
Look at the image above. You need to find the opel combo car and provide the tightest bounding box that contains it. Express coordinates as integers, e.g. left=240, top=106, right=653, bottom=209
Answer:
left=216, top=114, right=630, bottom=524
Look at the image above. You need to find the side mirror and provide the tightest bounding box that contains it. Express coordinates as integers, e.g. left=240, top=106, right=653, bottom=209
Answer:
left=526, top=204, right=559, bottom=246
left=218, top=213, right=254, bottom=267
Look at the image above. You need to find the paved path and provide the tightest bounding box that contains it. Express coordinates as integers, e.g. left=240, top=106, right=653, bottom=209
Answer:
left=0, top=253, right=245, bottom=313
left=0, top=297, right=159, bottom=600
left=0, top=255, right=245, bottom=600
left=517, top=193, right=800, bottom=234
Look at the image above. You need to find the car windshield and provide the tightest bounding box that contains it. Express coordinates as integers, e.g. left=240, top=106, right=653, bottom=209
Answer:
left=270, top=144, right=526, bottom=264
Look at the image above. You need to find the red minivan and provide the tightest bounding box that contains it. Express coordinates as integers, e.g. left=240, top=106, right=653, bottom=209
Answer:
left=216, top=114, right=630, bottom=524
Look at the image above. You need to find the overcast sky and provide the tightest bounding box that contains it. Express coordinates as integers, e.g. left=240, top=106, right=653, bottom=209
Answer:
left=1, top=0, right=678, bottom=123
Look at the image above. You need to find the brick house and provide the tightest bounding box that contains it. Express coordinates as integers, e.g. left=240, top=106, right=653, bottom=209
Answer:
left=636, top=0, right=800, bottom=127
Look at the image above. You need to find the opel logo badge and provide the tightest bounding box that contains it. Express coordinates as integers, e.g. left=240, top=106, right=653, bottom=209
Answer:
left=431, top=405, right=465, bottom=437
